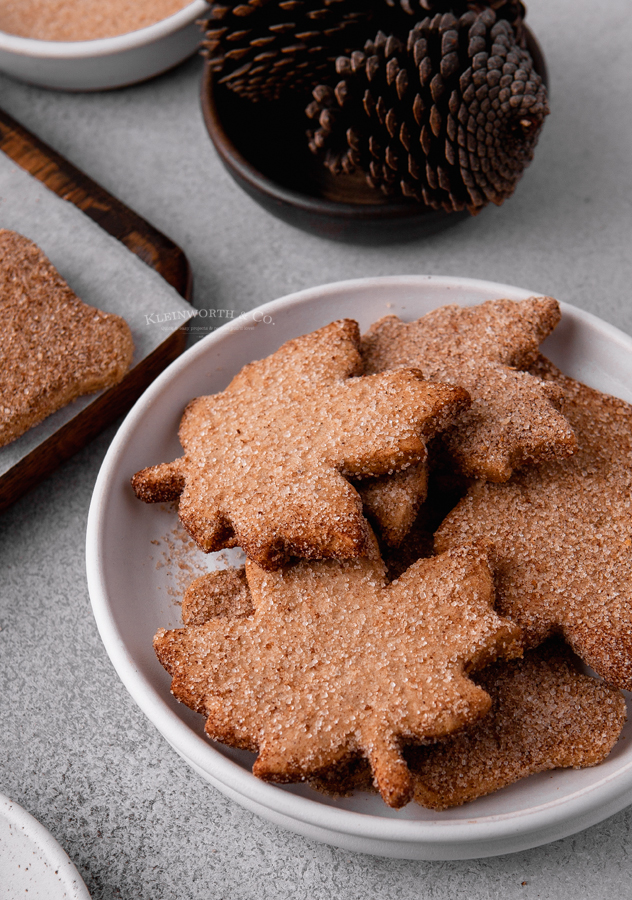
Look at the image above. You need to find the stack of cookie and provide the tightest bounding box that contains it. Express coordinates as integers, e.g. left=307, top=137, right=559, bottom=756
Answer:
left=132, top=301, right=628, bottom=810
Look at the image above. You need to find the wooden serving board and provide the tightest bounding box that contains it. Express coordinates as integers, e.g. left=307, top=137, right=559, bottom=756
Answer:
left=0, top=107, right=193, bottom=511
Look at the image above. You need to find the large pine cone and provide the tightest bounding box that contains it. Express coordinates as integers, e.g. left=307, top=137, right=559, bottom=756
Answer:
left=306, top=9, right=548, bottom=213
left=200, top=0, right=375, bottom=103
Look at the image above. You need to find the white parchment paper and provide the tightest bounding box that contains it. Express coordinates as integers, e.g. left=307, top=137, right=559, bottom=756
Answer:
left=0, top=150, right=194, bottom=477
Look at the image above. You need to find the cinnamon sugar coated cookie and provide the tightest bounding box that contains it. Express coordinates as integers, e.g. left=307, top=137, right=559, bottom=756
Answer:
left=182, top=568, right=253, bottom=625
left=0, top=229, right=133, bottom=447
left=154, top=538, right=521, bottom=808
left=380, top=444, right=472, bottom=581
left=409, top=641, right=626, bottom=809
left=132, top=319, right=469, bottom=570
left=310, top=641, right=626, bottom=807
left=147, top=298, right=632, bottom=811
left=361, top=297, right=577, bottom=482
left=436, top=358, right=632, bottom=689
left=354, top=459, right=429, bottom=548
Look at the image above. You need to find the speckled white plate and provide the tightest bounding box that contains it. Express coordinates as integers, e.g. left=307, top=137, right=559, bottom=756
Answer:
left=0, top=793, right=90, bottom=899
left=86, top=276, right=632, bottom=860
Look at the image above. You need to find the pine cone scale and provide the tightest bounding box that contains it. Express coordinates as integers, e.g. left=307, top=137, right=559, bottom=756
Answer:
left=202, top=0, right=376, bottom=102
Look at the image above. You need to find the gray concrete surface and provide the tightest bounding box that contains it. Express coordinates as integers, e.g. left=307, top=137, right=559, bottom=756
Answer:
left=2, top=0, right=632, bottom=897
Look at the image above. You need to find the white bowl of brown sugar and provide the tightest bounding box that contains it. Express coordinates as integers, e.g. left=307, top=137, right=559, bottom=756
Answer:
left=0, top=0, right=209, bottom=91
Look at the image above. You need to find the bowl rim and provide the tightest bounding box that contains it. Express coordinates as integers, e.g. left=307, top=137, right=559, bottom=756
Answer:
left=86, top=275, right=632, bottom=848
left=0, top=0, right=208, bottom=59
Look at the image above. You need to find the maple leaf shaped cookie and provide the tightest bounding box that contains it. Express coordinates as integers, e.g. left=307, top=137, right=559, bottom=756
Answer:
left=0, top=229, right=133, bottom=447
left=154, top=538, right=521, bottom=808
left=310, top=641, right=626, bottom=808
left=132, top=319, right=468, bottom=569
left=436, top=358, right=632, bottom=689
left=362, top=297, right=577, bottom=482
left=408, top=641, right=625, bottom=809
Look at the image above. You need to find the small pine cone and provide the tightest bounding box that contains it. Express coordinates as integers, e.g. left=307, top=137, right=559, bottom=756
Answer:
left=306, top=9, right=548, bottom=213
left=201, top=0, right=377, bottom=103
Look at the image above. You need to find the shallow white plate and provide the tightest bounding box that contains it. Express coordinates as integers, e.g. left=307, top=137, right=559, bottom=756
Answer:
left=0, top=793, right=91, bottom=899
left=0, top=1, right=208, bottom=91
left=86, top=276, right=632, bottom=860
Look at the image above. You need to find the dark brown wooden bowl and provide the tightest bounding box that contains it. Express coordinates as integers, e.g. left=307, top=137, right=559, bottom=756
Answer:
left=200, top=28, right=547, bottom=244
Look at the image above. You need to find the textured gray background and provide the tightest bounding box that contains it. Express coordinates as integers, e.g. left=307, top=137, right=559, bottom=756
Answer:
left=2, top=0, right=632, bottom=897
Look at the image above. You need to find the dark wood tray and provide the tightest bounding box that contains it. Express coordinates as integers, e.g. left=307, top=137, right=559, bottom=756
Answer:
left=0, top=107, right=193, bottom=512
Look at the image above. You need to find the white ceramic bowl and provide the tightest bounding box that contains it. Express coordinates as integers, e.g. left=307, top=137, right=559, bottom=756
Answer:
left=86, top=276, right=632, bottom=860
left=0, top=1, right=208, bottom=91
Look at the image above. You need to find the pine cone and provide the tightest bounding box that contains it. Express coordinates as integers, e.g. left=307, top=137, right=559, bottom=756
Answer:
left=382, top=0, right=526, bottom=35
left=201, top=0, right=376, bottom=103
left=306, top=9, right=548, bottom=213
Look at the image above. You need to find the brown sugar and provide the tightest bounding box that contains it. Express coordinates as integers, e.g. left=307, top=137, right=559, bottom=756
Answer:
left=0, top=0, right=192, bottom=42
